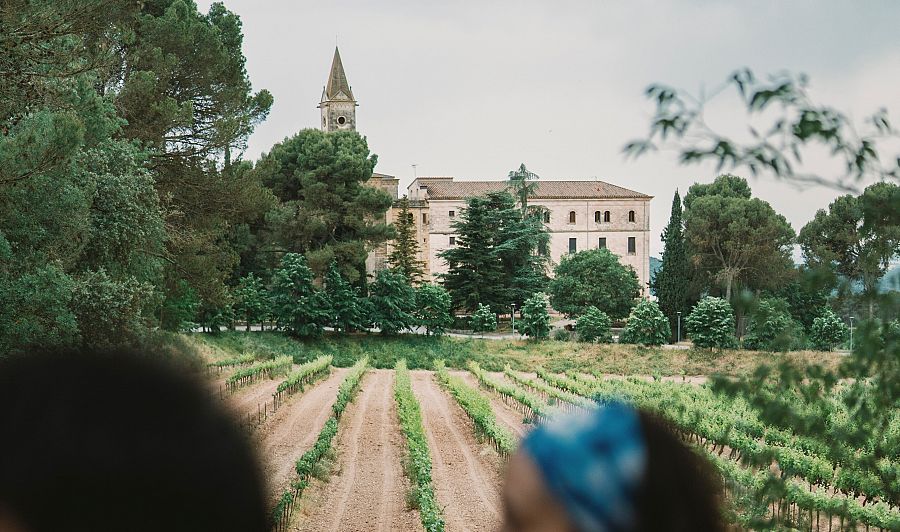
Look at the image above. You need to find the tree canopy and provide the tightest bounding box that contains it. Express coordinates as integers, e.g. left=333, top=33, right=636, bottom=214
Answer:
left=548, top=249, right=640, bottom=319
left=651, top=190, right=693, bottom=338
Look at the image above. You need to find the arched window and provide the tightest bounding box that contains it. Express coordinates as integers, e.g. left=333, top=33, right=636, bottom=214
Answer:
left=594, top=211, right=601, bottom=223
left=628, top=210, right=635, bottom=222
left=603, top=211, right=611, bottom=223
left=568, top=211, right=576, bottom=224
left=543, top=211, right=550, bottom=223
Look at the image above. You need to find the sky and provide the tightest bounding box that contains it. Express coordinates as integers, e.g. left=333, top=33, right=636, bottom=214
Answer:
left=197, top=0, right=900, bottom=257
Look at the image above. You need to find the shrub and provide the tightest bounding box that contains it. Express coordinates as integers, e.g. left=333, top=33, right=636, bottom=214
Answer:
left=469, top=303, right=497, bottom=333
left=414, top=284, right=453, bottom=336
left=685, top=297, right=737, bottom=349
left=552, top=328, right=572, bottom=342
left=270, top=253, right=327, bottom=337
left=620, top=299, right=670, bottom=346
left=518, top=292, right=551, bottom=340
left=743, top=297, right=805, bottom=351
left=575, top=306, right=612, bottom=343
left=368, top=268, right=416, bottom=335
left=810, top=308, right=847, bottom=351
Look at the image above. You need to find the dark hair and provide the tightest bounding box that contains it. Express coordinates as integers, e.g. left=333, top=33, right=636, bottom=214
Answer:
left=633, top=411, right=724, bottom=532
left=0, top=349, right=268, bottom=532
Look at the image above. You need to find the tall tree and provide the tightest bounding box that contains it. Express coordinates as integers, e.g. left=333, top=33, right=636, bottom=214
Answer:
left=322, top=260, right=363, bottom=333
left=270, top=253, right=326, bottom=338
left=439, top=191, right=548, bottom=313
left=414, top=284, right=453, bottom=336
left=368, top=268, right=416, bottom=335
left=387, top=196, right=424, bottom=284
left=548, top=249, right=640, bottom=320
left=798, top=182, right=900, bottom=318
left=506, top=163, right=539, bottom=215
left=684, top=175, right=795, bottom=301
left=258, top=129, right=394, bottom=284
left=651, top=190, right=692, bottom=338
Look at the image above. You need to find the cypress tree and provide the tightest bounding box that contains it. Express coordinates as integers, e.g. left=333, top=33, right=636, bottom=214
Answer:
left=652, top=190, right=691, bottom=341
left=387, top=196, right=424, bottom=284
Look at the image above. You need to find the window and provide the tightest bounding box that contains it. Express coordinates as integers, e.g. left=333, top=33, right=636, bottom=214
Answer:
left=449, top=236, right=456, bottom=245
left=628, top=210, right=635, bottom=222
left=449, top=210, right=455, bottom=218
left=543, top=211, right=551, bottom=223
left=603, top=211, right=611, bottom=223
left=337, top=116, right=346, bottom=125
left=569, top=238, right=577, bottom=254
left=538, top=240, right=548, bottom=256
left=594, top=211, right=602, bottom=223
left=628, top=237, right=636, bottom=255
left=598, top=237, right=607, bottom=249
left=568, top=211, right=576, bottom=224
left=422, top=213, right=428, bottom=224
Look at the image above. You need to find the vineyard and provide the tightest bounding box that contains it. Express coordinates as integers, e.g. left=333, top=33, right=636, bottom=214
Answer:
left=206, top=342, right=898, bottom=532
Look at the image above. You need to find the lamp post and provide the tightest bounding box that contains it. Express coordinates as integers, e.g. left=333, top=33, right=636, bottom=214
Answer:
left=510, top=304, right=516, bottom=335
left=849, top=316, right=855, bottom=352
left=676, top=311, right=682, bottom=343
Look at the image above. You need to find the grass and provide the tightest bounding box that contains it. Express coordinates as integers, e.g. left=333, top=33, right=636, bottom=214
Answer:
left=189, top=331, right=845, bottom=377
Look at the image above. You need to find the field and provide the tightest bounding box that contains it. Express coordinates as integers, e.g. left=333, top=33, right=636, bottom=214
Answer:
left=198, top=333, right=898, bottom=531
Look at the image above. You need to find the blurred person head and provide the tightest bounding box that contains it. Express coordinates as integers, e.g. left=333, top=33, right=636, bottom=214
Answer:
left=501, top=402, right=723, bottom=532
left=0, top=348, right=268, bottom=532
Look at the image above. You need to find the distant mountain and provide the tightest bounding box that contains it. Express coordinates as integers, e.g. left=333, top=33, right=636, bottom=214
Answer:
left=649, top=256, right=662, bottom=296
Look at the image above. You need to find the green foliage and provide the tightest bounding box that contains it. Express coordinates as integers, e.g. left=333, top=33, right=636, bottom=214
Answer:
left=518, top=292, right=551, bottom=340
left=439, top=191, right=548, bottom=313
left=575, top=306, right=613, bottom=343
left=387, top=197, right=424, bottom=284
left=232, top=273, right=269, bottom=331
left=743, top=298, right=804, bottom=351
left=414, top=284, right=453, bottom=336
left=394, top=360, right=445, bottom=532
left=469, top=304, right=497, bottom=333
left=620, top=299, right=671, bottom=346
left=270, top=253, right=326, bottom=337
left=322, top=261, right=363, bottom=333
left=810, top=308, right=847, bottom=351
left=771, top=268, right=832, bottom=332
left=369, top=268, right=416, bottom=335
left=0, top=265, right=79, bottom=353
left=435, top=360, right=516, bottom=456
left=799, top=182, right=900, bottom=318
left=276, top=356, right=332, bottom=394
left=684, top=175, right=796, bottom=300
left=685, top=297, right=737, bottom=349
left=71, top=269, right=155, bottom=347
left=548, top=248, right=640, bottom=319
left=468, top=361, right=549, bottom=422
left=506, top=162, right=540, bottom=214
left=651, top=190, right=693, bottom=338
left=259, top=129, right=393, bottom=283
left=226, top=355, right=292, bottom=390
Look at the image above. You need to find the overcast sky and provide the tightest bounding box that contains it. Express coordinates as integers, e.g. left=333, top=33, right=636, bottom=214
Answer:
left=197, top=0, right=900, bottom=257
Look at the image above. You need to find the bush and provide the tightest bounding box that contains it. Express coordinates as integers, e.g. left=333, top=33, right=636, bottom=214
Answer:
left=743, top=297, right=805, bottom=351
left=369, top=268, right=416, bottom=335
left=552, top=328, right=572, bottom=342
left=414, top=284, right=453, bottom=336
left=620, top=299, right=670, bottom=346
left=270, top=253, right=327, bottom=337
left=469, top=303, right=497, bottom=333
left=518, top=293, right=551, bottom=339
left=685, top=296, right=737, bottom=349
left=810, top=308, right=847, bottom=351
left=575, top=306, right=612, bottom=343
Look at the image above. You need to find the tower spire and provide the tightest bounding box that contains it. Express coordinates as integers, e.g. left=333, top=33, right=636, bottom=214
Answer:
left=324, top=46, right=354, bottom=101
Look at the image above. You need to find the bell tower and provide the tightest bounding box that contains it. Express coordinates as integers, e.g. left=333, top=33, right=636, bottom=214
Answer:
left=318, top=47, right=357, bottom=132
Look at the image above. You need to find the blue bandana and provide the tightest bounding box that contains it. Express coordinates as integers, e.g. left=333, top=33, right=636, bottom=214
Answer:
left=521, top=402, right=647, bottom=532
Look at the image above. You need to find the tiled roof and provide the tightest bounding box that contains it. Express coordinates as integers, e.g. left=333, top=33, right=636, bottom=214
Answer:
left=416, top=178, right=651, bottom=200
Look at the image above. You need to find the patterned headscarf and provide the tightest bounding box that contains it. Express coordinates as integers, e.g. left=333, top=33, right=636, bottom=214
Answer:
left=521, top=402, right=647, bottom=532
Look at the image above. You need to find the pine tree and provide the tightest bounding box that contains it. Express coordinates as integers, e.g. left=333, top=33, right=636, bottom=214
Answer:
left=651, top=190, right=692, bottom=341
left=387, top=196, right=424, bottom=284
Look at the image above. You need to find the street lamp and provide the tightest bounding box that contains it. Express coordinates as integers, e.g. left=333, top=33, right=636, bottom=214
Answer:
left=676, top=311, right=682, bottom=343
left=849, top=316, right=855, bottom=352
left=510, top=304, right=516, bottom=334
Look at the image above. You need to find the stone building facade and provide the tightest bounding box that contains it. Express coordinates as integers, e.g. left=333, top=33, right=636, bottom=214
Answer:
left=316, top=49, right=653, bottom=296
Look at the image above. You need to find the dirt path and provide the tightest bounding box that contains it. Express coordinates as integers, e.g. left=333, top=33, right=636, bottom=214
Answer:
left=225, top=378, right=282, bottom=420
left=411, top=370, right=503, bottom=532
left=455, top=371, right=528, bottom=437
left=294, top=370, right=419, bottom=532
left=256, top=368, right=347, bottom=501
